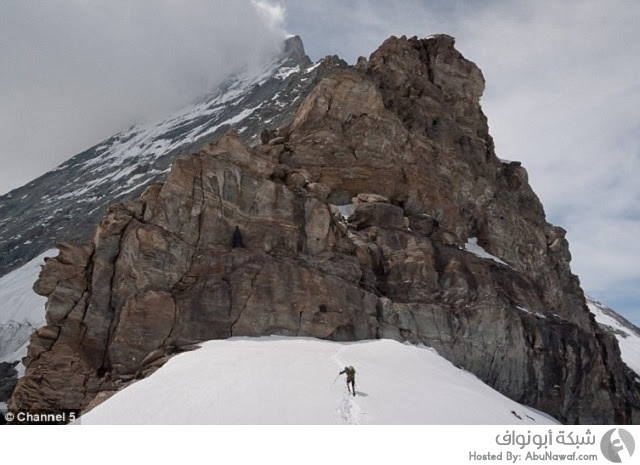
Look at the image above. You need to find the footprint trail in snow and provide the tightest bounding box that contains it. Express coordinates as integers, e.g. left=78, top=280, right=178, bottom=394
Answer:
left=333, top=346, right=366, bottom=424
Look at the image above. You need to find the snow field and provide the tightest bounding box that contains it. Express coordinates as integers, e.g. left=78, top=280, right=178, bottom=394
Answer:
left=81, top=337, right=557, bottom=425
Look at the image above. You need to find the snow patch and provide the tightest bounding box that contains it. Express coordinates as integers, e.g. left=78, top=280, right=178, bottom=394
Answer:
left=516, top=306, right=547, bottom=319
left=189, top=104, right=262, bottom=142
left=304, top=60, right=322, bottom=74
left=330, top=203, right=356, bottom=220
left=274, top=65, right=300, bottom=80
left=463, top=237, right=509, bottom=266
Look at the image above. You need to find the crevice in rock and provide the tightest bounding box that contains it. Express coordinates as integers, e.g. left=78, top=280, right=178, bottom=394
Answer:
left=229, top=265, right=262, bottom=337
left=293, top=195, right=307, bottom=254
left=97, top=216, right=135, bottom=374
left=194, top=156, right=206, bottom=249
left=296, top=311, right=303, bottom=336
left=160, top=297, right=180, bottom=350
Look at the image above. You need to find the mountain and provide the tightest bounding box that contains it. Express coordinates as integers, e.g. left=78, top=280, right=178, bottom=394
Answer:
left=79, top=337, right=557, bottom=425
left=0, top=36, right=344, bottom=277
left=5, top=34, right=640, bottom=424
left=587, top=296, right=640, bottom=377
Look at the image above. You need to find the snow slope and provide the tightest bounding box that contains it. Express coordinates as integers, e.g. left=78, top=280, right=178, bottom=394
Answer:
left=0, top=250, right=53, bottom=367
left=587, top=296, right=640, bottom=376
left=81, top=337, right=557, bottom=425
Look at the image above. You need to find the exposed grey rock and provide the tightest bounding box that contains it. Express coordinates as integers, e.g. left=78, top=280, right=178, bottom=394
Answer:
left=0, top=361, right=18, bottom=402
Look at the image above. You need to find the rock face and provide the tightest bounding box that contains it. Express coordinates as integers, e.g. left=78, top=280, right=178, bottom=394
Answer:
left=0, top=361, right=18, bottom=424
left=10, top=35, right=640, bottom=424
left=0, top=362, right=18, bottom=402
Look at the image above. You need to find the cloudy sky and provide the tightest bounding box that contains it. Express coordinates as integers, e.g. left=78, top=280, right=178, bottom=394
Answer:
left=0, top=0, right=638, bottom=323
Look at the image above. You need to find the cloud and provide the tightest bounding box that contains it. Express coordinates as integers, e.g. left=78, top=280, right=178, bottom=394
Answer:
left=0, top=0, right=287, bottom=195
left=454, top=1, right=640, bottom=319
left=252, top=0, right=287, bottom=33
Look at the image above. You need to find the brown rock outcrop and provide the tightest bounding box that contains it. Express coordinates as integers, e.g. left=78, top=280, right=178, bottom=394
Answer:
left=10, top=35, right=639, bottom=424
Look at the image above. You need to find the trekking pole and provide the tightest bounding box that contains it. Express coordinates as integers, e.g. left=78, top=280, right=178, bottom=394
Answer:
left=332, top=373, right=340, bottom=384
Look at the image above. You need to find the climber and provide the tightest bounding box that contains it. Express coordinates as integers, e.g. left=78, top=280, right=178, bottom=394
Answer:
left=339, top=366, right=356, bottom=396
left=231, top=225, right=244, bottom=248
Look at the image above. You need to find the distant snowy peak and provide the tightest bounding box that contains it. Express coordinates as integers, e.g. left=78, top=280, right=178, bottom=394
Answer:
left=66, top=36, right=311, bottom=174
left=0, top=35, right=344, bottom=277
left=61, top=47, right=306, bottom=195
left=587, top=296, right=640, bottom=376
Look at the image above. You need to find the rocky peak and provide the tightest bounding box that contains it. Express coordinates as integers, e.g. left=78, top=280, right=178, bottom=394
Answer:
left=9, top=35, right=640, bottom=424
left=362, top=34, right=486, bottom=134
left=282, top=35, right=309, bottom=65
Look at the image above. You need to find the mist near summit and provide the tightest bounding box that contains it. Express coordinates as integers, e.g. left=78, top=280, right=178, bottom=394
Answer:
left=0, top=0, right=287, bottom=195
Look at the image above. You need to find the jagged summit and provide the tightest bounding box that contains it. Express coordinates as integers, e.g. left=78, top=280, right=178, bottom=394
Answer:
left=283, top=35, right=309, bottom=65
left=8, top=34, right=639, bottom=424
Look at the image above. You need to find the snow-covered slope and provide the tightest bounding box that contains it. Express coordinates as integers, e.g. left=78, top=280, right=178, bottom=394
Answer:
left=0, top=250, right=53, bottom=367
left=81, top=337, right=557, bottom=425
left=587, top=296, right=640, bottom=376
left=0, top=250, right=52, bottom=415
